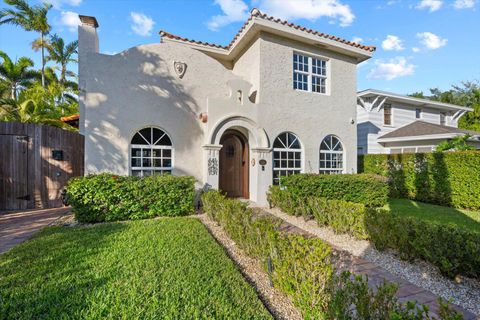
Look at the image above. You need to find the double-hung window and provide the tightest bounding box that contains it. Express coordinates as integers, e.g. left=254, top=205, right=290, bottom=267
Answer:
left=293, top=53, right=327, bottom=94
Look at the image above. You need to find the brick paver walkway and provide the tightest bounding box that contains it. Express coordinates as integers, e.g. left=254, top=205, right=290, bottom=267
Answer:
left=255, top=209, right=476, bottom=320
left=0, top=207, right=70, bottom=254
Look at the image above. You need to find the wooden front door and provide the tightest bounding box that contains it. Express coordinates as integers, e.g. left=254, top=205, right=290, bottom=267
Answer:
left=0, top=135, right=29, bottom=211
left=219, top=132, right=249, bottom=198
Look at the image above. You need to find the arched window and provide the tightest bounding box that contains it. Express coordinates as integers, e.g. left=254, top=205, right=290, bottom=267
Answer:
left=319, top=135, right=344, bottom=174
left=130, top=127, right=173, bottom=176
left=272, top=132, right=302, bottom=185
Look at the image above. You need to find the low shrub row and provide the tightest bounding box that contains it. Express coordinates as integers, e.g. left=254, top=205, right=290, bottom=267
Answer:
left=366, top=210, right=480, bottom=280
left=359, top=151, right=480, bottom=210
left=269, top=184, right=480, bottom=280
left=278, top=173, right=389, bottom=207
left=269, top=185, right=371, bottom=239
left=66, top=173, right=195, bottom=222
left=202, top=190, right=461, bottom=319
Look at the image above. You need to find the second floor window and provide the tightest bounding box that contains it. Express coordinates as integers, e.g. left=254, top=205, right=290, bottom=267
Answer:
left=384, top=104, right=392, bottom=125
left=293, top=53, right=327, bottom=94
left=415, top=108, right=422, bottom=119
left=440, top=112, right=446, bottom=126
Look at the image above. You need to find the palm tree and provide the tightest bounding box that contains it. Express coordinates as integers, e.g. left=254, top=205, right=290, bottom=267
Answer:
left=0, top=0, right=52, bottom=87
left=46, top=34, right=78, bottom=85
left=0, top=50, right=38, bottom=100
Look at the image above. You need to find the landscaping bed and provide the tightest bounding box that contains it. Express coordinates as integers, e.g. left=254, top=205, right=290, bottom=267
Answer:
left=0, top=218, right=272, bottom=319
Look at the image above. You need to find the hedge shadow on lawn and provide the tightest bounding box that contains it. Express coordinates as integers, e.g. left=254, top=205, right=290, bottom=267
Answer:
left=0, top=223, right=127, bottom=318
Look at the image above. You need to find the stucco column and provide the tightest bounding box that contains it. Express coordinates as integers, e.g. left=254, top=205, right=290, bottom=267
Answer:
left=250, top=147, right=272, bottom=206
left=202, top=144, right=222, bottom=190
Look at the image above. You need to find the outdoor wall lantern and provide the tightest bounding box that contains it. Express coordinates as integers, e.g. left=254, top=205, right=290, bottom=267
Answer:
left=52, top=150, right=64, bottom=161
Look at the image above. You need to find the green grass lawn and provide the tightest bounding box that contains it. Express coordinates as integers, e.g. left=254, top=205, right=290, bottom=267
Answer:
left=385, top=198, right=480, bottom=233
left=0, top=218, right=272, bottom=319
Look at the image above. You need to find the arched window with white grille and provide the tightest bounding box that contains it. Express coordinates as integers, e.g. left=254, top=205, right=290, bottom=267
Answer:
left=272, top=132, right=302, bottom=185
left=319, top=135, right=344, bottom=174
left=130, top=127, right=173, bottom=176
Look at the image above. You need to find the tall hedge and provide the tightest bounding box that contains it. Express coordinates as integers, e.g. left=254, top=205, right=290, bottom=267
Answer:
left=359, top=151, right=480, bottom=210
left=277, top=173, right=388, bottom=207
left=66, top=173, right=196, bottom=222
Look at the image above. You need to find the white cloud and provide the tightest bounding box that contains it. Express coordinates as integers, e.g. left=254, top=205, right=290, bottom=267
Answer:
left=367, top=57, right=415, bottom=80
left=59, top=11, right=81, bottom=32
left=207, top=0, right=249, bottom=31
left=130, top=12, right=155, bottom=36
left=351, top=36, right=363, bottom=43
left=381, top=35, right=404, bottom=51
left=258, top=0, right=355, bottom=27
left=415, top=0, right=443, bottom=11
left=48, top=0, right=82, bottom=9
left=453, top=0, right=476, bottom=9
left=412, top=47, right=420, bottom=52
left=417, top=32, right=447, bottom=49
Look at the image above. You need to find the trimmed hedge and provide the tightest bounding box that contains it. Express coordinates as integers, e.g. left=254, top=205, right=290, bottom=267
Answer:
left=366, top=210, right=480, bottom=280
left=201, top=190, right=461, bottom=319
left=269, top=185, right=371, bottom=239
left=269, top=185, right=480, bottom=279
left=359, top=151, right=480, bottom=210
left=276, top=173, right=388, bottom=207
left=66, top=173, right=195, bottom=222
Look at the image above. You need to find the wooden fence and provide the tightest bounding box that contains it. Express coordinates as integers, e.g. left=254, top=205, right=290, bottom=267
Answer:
left=0, top=122, right=84, bottom=211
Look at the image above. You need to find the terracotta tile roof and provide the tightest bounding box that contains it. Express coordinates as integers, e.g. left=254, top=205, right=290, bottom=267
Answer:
left=379, top=121, right=480, bottom=140
left=60, top=114, right=80, bottom=122
left=159, top=8, right=375, bottom=53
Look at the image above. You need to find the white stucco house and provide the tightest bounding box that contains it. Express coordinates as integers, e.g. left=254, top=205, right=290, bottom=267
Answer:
left=357, top=89, right=480, bottom=154
left=78, top=9, right=375, bottom=205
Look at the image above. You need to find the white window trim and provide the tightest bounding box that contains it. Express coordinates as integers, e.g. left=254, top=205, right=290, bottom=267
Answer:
left=319, top=135, right=345, bottom=174
left=272, top=132, right=304, bottom=185
left=129, top=127, right=174, bottom=176
left=383, top=104, right=394, bottom=127
left=293, top=52, right=329, bottom=95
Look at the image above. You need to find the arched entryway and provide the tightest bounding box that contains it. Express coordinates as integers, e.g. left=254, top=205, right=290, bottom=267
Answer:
left=219, top=130, right=249, bottom=198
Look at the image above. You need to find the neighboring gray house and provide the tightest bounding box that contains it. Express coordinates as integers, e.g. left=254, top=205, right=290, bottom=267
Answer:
left=356, top=89, right=480, bottom=154
left=78, top=9, right=374, bottom=205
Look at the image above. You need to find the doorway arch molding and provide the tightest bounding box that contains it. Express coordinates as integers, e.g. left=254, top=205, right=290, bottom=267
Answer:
left=208, top=115, right=269, bottom=149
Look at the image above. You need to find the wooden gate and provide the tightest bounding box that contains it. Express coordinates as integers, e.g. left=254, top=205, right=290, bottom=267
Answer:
left=0, top=122, right=84, bottom=211
left=0, top=135, right=29, bottom=210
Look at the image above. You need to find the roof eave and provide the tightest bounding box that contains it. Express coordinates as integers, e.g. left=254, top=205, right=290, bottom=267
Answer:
left=377, top=132, right=480, bottom=143
left=358, top=89, right=473, bottom=112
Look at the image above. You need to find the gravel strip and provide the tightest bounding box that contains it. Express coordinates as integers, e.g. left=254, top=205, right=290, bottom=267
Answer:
left=262, top=206, right=480, bottom=317
left=195, top=213, right=303, bottom=320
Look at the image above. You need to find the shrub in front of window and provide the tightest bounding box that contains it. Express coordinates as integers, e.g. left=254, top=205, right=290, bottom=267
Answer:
left=359, top=150, right=480, bottom=210
left=66, top=173, right=195, bottom=222
left=274, top=173, right=389, bottom=207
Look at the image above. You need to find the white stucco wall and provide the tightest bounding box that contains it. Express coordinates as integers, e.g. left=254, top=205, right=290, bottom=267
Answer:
left=257, top=33, right=358, bottom=173
left=80, top=23, right=362, bottom=205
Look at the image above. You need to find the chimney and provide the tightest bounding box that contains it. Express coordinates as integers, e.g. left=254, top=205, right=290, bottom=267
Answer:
left=78, top=15, right=99, bottom=56
left=78, top=15, right=99, bottom=135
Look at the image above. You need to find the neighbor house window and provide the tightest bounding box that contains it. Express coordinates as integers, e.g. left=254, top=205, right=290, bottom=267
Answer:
left=384, top=104, right=392, bottom=125
left=273, top=132, right=302, bottom=185
left=415, top=108, right=422, bottom=119
left=319, top=135, right=344, bottom=174
left=293, top=53, right=327, bottom=94
left=130, top=127, right=173, bottom=177
left=440, top=112, right=446, bottom=126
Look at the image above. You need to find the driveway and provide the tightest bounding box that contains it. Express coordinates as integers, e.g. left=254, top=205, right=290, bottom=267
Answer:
left=0, top=207, right=70, bottom=254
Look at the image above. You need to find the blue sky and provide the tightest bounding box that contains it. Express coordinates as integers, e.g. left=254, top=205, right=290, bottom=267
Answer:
left=1, top=0, right=479, bottom=94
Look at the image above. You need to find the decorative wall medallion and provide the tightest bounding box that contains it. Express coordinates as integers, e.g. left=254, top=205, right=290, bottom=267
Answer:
left=208, top=158, right=218, bottom=176
left=174, top=61, right=187, bottom=78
